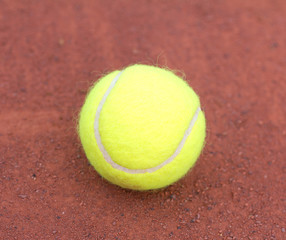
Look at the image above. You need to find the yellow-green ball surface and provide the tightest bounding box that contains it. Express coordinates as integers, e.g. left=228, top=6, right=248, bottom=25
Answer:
left=79, top=64, right=206, bottom=190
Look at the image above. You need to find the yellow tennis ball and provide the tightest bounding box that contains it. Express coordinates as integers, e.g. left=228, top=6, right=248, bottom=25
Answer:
left=78, top=64, right=206, bottom=190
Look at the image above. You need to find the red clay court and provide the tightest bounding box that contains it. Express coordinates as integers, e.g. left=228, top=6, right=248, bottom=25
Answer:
left=0, top=1, right=285, bottom=239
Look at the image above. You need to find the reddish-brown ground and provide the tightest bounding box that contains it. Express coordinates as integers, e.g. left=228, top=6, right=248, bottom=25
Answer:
left=1, top=1, right=285, bottom=239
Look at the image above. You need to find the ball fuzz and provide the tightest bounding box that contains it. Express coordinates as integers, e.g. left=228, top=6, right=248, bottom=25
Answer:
left=78, top=64, right=206, bottom=190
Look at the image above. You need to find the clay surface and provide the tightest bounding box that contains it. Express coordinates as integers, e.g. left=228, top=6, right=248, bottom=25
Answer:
left=0, top=1, right=285, bottom=239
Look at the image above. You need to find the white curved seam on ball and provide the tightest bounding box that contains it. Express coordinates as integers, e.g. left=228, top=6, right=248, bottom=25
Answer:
left=94, top=70, right=201, bottom=174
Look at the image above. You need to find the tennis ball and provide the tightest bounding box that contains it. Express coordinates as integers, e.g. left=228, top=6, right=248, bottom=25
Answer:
left=78, top=64, right=206, bottom=190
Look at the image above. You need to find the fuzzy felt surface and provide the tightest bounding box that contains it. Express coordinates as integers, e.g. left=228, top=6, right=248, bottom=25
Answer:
left=79, top=64, right=206, bottom=190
